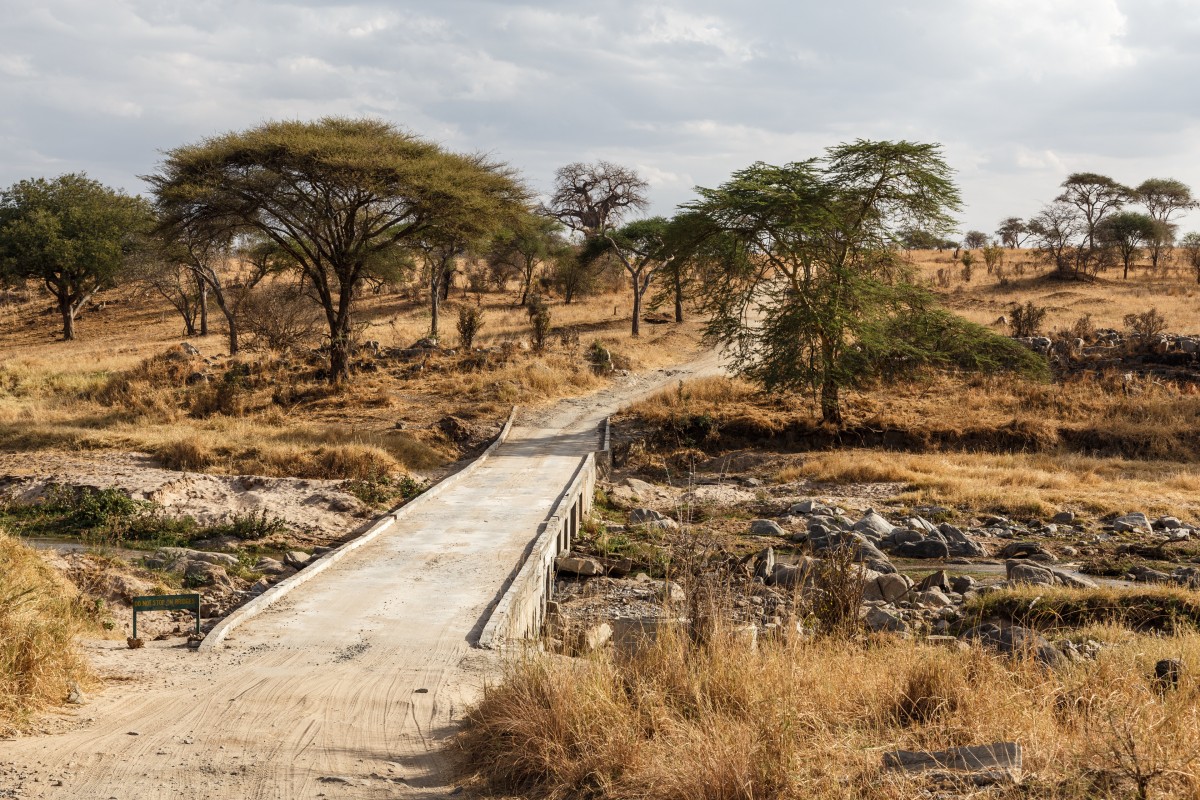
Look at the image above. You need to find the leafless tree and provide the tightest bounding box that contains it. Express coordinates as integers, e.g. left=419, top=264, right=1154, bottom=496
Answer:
left=541, top=161, right=649, bottom=237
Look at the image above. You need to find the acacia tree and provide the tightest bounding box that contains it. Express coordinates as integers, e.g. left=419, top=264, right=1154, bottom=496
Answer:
left=583, top=217, right=672, bottom=336
left=1179, top=232, right=1200, bottom=284
left=487, top=213, right=567, bottom=306
left=0, top=173, right=152, bottom=340
left=963, top=230, right=988, bottom=250
left=1057, top=172, right=1127, bottom=251
left=1098, top=211, right=1161, bottom=279
left=148, top=118, right=525, bottom=383
left=996, top=217, right=1030, bottom=249
left=1135, top=178, right=1196, bottom=270
left=689, top=141, right=968, bottom=425
left=1027, top=201, right=1089, bottom=279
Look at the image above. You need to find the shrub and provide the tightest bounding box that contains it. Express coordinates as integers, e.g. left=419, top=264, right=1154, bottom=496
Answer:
left=0, top=532, right=96, bottom=734
left=1125, top=308, right=1168, bottom=340
left=240, top=282, right=320, bottom=353
left=155, top=436, right=217, bottom=472
left=527, top=295, right=551, bottom=353
left=456, top=304, right=485, bottom=349
left=1009, top=301, right=1048, bottom=338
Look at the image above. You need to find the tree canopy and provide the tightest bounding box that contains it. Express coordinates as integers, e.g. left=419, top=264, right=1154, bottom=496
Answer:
left=147, top=117, right=526, bottom=382
left=0, top=173, right=153, bottom=340
left=686, top=140, right=1042, bottom=425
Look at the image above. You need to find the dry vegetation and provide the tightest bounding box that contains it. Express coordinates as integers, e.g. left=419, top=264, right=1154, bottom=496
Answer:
left=0, top=281, right=703, bottom=481
left=458, top=618, right=1200, bottom=799
left=912, top=246, right=1200, bottom=333
left=0, top=532, right=98, bottom=735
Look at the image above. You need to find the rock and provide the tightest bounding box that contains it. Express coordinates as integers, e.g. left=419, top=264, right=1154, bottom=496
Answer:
left=914, top=588, right=955, bottom=609
left=1129, top=564, right=1173, bottom=584
left=961, top=623, right=1064, bottom=667
left=1154, top=516, right=1184, bottom=530
left=1155, top=658, right=1183, bottom=691
left=883, top=742, right=1022, bottom=785
left=950, top=574, right=978, bottom=594
left=894, top=539, right=950, bottom=559
left=655, top=580, right=685, bottom=604
left=768, top=558, right=819, bottom=589
left=891, top=529, right=926, bottom=546
left=937, top=523, right=987, bottom=557
left=629, top=508, right=679, bottom=530
left=1052, top=511, right=1076, bottom=525
left=852, top=509, right=896, bottom=539
left=184, top=561, right=235, bottom=590
left=180, top=342, right=201, bottom=356
left=863, top=572, right=913, bottom=603
left=863, top=606, right=908, bottom=633
left=998, top=541, right=1052, bottom=560
left=1047, top=567, right=1098, bottom=589
left=284, top=551, right=311, bottom=568
left=790, top=499, right=821, bottom=515
left=254, top=557, right=287, bottom=575
left=915, top=570, right=951, bottom=594
left=555, top=556, right=604, bottom=577
left=569, top=622, right=613, bottom=655
left=623, top=478, right=658, bottom=499
left=748, top=519, right=786, bottom=537
left=752, top=547, right=775, bottom=582
left=1005, top=560, right=1057, bottom=586
left=151, top=547, right=240, bottom=570
left=1112, top=512, right=1152, bottom=533
left=66, top=681, right=85, bottom=705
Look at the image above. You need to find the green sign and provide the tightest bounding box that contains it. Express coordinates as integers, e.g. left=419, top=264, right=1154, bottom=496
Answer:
left=131, top=593, right=201, bottom=639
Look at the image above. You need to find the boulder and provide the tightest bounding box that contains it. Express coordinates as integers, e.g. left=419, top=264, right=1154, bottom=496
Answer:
left=883, top=742, right=1022, bottom=785
left=1005, top=560, right=1057, bottom=586
left=254, top=557, right=287, bottom=575
left=184, top=561, right=236, bottom=590
left=915, top=569, right=951, bottom=594
left=629, top=508, right=679, bottom=530
left=555, top=556, right=605, bottom=577
left=938, top=523, right=987, bottom=557
left=999, top=541, right=1052, bottom=560
left=284, top=551, right=311, bottom=568
left=852, top=509, right=896, bottom=539
left=913, top=588, right=955, bottom=609
left=863, top=606, right=908, bottom=633
left=894, top=539, right=950, bottom=560
left=748, top=519, right=786, bottom=537
left=961, top=623, right=1063, bottom=667
left=863, top=572, right=913, bottom=604
left=1112, top=512, right=1153, bottom=533
left=1052, top=511, right=1076, bottom=525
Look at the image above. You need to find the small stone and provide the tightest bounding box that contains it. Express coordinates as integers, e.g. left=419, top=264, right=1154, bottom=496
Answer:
left=748, top=519, right=786, bottom=537
left=1051, top=511, right=1075, bottom=525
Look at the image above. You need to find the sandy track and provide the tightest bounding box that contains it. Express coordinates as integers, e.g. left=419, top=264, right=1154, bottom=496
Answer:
left=0, top=351, right=721, bottom=800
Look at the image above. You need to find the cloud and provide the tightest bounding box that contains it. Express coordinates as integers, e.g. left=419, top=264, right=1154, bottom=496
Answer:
left=0, top=0, right=1199, bottom=235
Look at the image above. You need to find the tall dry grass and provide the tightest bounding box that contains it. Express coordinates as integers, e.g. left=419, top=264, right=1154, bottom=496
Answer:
left=0, top=532, right=96, bottom=735
left=458, top=620, right=1200, bottom=799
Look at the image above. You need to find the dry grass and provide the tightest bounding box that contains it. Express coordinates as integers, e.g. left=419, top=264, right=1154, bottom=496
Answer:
left=967, top=584, right=1200, bottom=634
left=458, top=619, right=1200, bottom=799
left=0, top=532, right=97, bottom=735
left=911, top=248, right=1200, bottom=334
left=778, top=450, right=1200, bottom=519
left=0, top=283, right=703, bottom=478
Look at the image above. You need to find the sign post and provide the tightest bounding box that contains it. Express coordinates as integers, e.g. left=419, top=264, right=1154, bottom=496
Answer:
left=131, top=593, right=202, bottom=641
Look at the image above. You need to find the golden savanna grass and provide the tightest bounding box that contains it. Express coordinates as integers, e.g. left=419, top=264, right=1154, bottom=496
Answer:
left=627, top=374, right=1200, bottom=517
left=0, top=532, right=97, bottom=735
left=910, top=247, right=1200, bottom=333
left=0, top=282, right=704, bottom=478
left=458, top=620, right=1200, bottom=799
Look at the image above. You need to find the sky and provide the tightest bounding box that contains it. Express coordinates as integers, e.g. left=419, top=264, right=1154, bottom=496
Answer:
left=3, top=0, right=1200, bottom=237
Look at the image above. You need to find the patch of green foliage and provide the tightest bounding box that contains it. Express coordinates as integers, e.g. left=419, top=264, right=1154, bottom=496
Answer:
left=0, top=486, right=290, bottom=549
left=341, top=474, right=424, bottom=509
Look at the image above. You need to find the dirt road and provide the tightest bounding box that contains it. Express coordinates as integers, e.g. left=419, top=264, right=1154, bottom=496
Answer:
left=0, top=352, right=720, bottom=800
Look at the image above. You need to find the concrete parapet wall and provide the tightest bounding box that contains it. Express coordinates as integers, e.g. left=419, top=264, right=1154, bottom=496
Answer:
left=478, top=419, right=609, bottom=649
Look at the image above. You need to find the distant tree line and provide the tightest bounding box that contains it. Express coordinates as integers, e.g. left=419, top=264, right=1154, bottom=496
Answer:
left=0, top=120, right=1048, bottom=427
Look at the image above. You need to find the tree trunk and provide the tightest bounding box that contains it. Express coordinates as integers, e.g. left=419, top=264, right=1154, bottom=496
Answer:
left=631, top=271, right=642, bottom=337
left=329, top=337, right=351, bottom=384
left=673, top=270, right=684, bottom=323
left=820, top=381, right=841, bottom=426
left=197, top=274, right=209, bottom=336
left=430, top=271, right=441, bottom=339
left=58, top=296, right=76, bottom=341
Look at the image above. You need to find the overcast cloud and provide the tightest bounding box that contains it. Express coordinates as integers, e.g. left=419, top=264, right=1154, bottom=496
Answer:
left=2, top=0, right=1200, bottom=234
